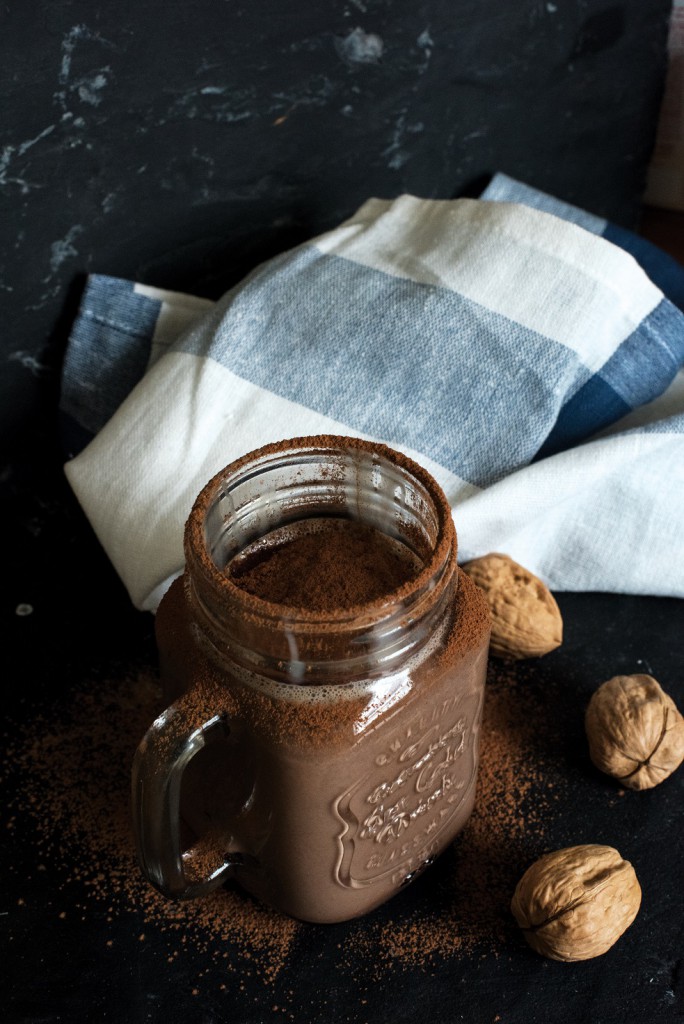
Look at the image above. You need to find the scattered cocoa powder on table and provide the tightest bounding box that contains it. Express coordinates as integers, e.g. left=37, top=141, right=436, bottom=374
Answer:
left=2, top=660, right=563, bottom=980
left=350, top=661, right=559, bottom=970
left=3, top=673, right=296, bottom=985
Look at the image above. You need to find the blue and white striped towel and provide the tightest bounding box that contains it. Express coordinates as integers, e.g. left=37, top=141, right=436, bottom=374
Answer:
left=61, top=175, right=684, bottom=611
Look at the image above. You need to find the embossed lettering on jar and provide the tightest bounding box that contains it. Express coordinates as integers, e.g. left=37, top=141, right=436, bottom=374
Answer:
left=132, top=436, right=491, bottom=923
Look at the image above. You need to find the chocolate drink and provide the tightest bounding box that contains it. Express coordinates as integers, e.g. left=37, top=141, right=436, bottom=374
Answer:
left=225, top=519, right=424, bottom=610
left=136, top=437, right=491, bottom=923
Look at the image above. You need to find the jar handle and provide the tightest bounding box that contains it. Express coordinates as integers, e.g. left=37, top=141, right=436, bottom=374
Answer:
left=131, top=684, right=251, bottom=899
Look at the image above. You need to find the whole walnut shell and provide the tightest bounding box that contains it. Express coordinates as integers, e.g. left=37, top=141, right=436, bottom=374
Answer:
left=585, top=674, right=684, bottom=790
left=511, top=844, right=641, bottom=961
left=461, top=553, right=562, bottom=660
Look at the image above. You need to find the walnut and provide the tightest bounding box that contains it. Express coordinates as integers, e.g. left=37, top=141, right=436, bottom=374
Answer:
left=461, top=553, right=562, bottom=660
left=585, top=674, right=684, bottom=790
left=511, top=844, right=641, bottom=961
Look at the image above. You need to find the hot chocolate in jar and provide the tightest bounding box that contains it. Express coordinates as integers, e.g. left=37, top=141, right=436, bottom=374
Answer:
left=132, top=436, right=490, bottom=923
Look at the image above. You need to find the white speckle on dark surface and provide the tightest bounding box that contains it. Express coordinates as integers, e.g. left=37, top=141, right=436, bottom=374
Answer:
left=0, top=143, right=40, bottom=194
left=101, top=191, right=119, bottom=213
left=383, top=112, right=424, bottom=170
left=15, top=604, right=34, bottom=617
left=8, top=351, right=51, bottom=376
left=416, top=28, right=434, bottom=73
left=55, top=24, right=115, bottom=113
left=335, top=27, right=384, bottom=65
left=59, top=24, right=111, bottom=85
left=0, top=145, right=13, bottom=175
left=269, top=76, right=336, bottom=124
left=195, top=57, right=225, bottom=75
left=17, top=125, right=57, bottom=157
left=49, top=225, right=84, bottom=274
left=463, top=127, right=488, bottom=141
left=26, top=283, right=63, bottom=312
left=76, top=71, right=110, bottom=106
left=165, top=86, right=257, bottom=124
left=417, top=28, right=434, bottom=55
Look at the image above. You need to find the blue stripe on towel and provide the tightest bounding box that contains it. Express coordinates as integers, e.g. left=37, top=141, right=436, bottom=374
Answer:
left=602, top=223, right=684, bottom=314
left=61, top=274, right=160, bottom=437
left=538, top=299, right=684, bottom=457
left=179, top=247, right=580, bottom=487
left=601, top=300, right=684, bottom=406
left=536, top=378, right=630, bottom=458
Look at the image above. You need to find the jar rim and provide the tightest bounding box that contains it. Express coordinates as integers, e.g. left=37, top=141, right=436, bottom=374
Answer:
left=185, top=434, right=456, bottom=627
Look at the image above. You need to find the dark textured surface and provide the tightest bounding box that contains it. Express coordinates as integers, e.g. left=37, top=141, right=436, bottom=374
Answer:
left=4, top=554, right=684, bottom=1022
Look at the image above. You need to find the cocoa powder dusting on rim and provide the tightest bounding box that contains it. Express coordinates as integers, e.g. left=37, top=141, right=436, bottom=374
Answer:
left=3, top=658, right=561, bottom=979
left=187, top=434, right=457, bottom=625
left=163, top=569, right=488, bottom=761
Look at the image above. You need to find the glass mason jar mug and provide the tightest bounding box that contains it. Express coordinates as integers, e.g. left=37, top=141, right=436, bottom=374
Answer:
left=132, top=436, right=490, bottom=923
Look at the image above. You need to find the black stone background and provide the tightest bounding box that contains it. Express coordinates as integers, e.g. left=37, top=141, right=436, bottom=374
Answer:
left=2, top=1, right=683, bottom=1022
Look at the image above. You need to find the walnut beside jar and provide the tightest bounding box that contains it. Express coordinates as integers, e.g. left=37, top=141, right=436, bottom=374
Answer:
left=511, top=844, right=641, bottom=961
left=586, top=674, right=684, bottom=790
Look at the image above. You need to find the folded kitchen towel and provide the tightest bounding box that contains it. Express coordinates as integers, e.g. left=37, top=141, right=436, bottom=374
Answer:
left=61, top=175, right=684, bottom=611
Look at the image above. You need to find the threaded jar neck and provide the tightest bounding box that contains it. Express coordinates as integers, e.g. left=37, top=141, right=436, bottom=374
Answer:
left=184, top=436, right=457, bottom=683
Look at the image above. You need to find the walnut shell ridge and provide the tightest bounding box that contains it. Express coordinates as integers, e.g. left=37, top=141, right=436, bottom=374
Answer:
left=585, top=674, right=684, bottom=790
left=511, top=844, right=641, bottom=961
left=461, top=553, right=562, bottom=660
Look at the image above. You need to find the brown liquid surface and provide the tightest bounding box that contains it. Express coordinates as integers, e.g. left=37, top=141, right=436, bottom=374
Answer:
left=225, top=518, right=423, bottom=611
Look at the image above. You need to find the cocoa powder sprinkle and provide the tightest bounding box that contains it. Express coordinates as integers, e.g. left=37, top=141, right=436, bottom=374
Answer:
left=226, top=519, right=422, bottom=612
left=3, top=658, right=562, bottom=979
left=350, top=660, right=561, bottom=970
